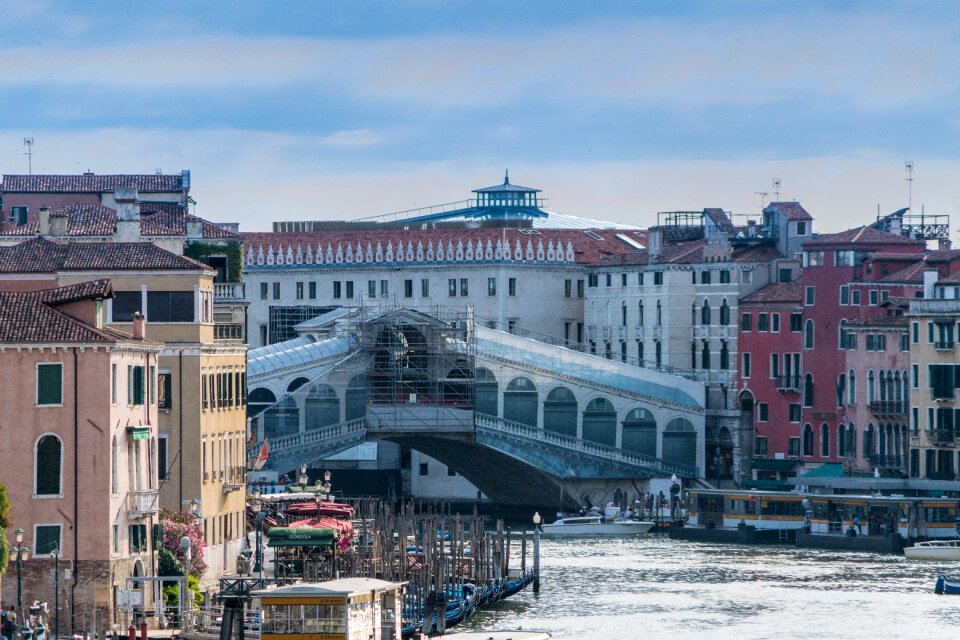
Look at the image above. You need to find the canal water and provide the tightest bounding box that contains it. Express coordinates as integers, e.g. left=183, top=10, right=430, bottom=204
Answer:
left=457, top=535, right=960, bottom=639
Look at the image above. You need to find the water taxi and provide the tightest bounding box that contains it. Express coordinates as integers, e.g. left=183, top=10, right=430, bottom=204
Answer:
left=904, top=540, right=960, bottom=561
left=540, top=515, right=654, bottom=537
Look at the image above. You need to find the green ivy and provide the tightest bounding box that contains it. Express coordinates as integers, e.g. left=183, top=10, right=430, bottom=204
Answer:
left=0, top=484, right=11, bottom=575
left=184, top=241, right=244, bottom=282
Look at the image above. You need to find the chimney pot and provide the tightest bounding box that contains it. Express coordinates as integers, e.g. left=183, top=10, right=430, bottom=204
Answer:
left=38, top=206, right=50, bottom=235
left=132, top=311, right=145, bottom=339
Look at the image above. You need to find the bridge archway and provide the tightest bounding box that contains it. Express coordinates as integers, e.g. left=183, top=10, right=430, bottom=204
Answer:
left=663, top=418, right=696, bottom=467
left=287, top=377, right=310, bottom=393
left=622, top=408, right=656, bottom=456
left=305, top=384, right=339, bottom=430
left=248, top=387, right=276, bottom=417
left=475, top=368, right=498, bottom=416
left=265, top=396, right=299, bottom=438
left=345, top=374, right=366, bottom=421
left=504, top=377, right=537, bottom=426
left=583, top=397, right=616, bottom=446
left=543, top=386, right=577, bottom=437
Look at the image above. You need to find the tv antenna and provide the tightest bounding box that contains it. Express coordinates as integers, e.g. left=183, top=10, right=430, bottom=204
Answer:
left=754, top=191, right=768, bottom=209
left=904, top=161, right=913, bottom=211
left=23, top=137, right=34, bottom=174
left=772, top=178, right=781, bottom=201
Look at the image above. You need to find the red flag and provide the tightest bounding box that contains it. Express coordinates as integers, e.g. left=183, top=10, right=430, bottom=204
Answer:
left=253, top=439, right=269, bottom=470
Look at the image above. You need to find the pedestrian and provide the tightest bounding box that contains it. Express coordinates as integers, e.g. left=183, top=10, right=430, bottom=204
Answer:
left=854, top=515, right=862, bottom=536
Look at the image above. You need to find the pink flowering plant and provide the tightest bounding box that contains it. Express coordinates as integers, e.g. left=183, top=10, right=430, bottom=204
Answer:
left=160, top=508, right=207, bottom=577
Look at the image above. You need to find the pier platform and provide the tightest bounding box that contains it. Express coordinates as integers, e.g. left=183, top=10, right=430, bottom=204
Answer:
left=669, top=523, right=785, bottom=545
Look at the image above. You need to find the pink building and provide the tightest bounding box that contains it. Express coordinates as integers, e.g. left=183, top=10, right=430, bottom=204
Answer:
left=0, top=281, right=162, bottom=630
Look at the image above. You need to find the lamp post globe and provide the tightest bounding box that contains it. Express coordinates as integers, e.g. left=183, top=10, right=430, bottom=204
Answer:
left=15, top=527, right=23, bottom=544
left=324, top=470, right=332, bottom=484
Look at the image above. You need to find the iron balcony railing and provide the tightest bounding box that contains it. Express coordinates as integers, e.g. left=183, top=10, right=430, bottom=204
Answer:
left=476, top=414, right=700, bottom=478
left=869, top=401, right=907, bottom=416
left=931, top=429, right=957, bottom=444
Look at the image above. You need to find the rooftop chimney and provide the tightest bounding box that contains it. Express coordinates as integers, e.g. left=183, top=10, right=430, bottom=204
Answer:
left=132, top=311, right=145, bottom=339
left=647, top=228, right=663, bottom=263
left=114, top=188, right=141, bottom=242
left=49, top=212, right=68, bottom=237
left=186, top=219, right=203, bottom=239
left=38, top=206, right=50, bottom=235
left=923, top=269, right=939, bottom=299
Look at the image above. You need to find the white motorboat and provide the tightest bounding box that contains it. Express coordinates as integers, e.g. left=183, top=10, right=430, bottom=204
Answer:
left=904, top=539, right=960, bottom=561
left=539, top=515, right=654, bottom=537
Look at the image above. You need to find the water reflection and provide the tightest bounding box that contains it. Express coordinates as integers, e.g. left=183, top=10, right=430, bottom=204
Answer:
left=457, top=536, right=960, bottom=639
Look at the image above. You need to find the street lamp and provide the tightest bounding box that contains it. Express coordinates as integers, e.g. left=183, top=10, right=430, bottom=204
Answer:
left=298, top=464, right=309, bottom=488
left=531, top=513, right=541, bottom=592
left=50, top=543, right=62, bottom=640
left=9, top=527, right=30, bottom=624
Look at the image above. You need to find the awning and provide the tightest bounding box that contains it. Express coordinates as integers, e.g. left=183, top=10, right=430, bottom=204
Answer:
left=267, top=527, right=335, bottom=548
left=750, top=459, right=797, bottom=471
left=799, top=463, right=845, bottom=478
left=126, top=426, right=151, bottom=441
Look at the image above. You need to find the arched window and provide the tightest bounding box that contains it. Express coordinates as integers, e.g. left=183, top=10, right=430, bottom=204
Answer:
left=838, top=424, right=846, bottom=457
left=345, top=374, right=366, bottom=421
left=720, top=299, right=730, bottom=325
left=475, top=368, right=498, bottom=416
left=820, top=423, right=830, bottom=457
left=621, top=408, right=657, bottom=456
left=582, top=397, right=616, bottom=447
left=720, top=341, right=730, bottom=370
left=838, top=319, right=848, bottom=349
left=802, top=424, right=814, bottom=456
left=663, top=418, right=697, bottom=467
left=804, top=374, right=814, bottom=407
left=638, top=301, right=644, bottom=326
left=848, top=369, right=856, bottom=405
left=286, top=377, right=310, bottom=393
left=443, top=368, right=473, bottom=407
left=867, top=370, right=875, bottom=404
left=543, top=387, right=577, bottom=437
left=878, top=370, right=887, bottom=402
left=656, top=300, right=662, bottom=325
left=621, top=302, right=628, bottom=327
left=804, top=319, right=815, bottom=349
left=701, top=300, right=711, bottom=325
left=504, top=377, right=538, bottom=427
left=305, top=384, right=339, bottom=430
left=36, top=434, right=63, bottom=496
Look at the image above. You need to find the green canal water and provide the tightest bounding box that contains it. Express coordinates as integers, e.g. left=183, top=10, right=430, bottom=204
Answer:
left=455, top=535, right=960, bottom=639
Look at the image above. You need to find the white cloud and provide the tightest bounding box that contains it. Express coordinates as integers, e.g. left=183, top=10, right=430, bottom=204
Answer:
left=3, top=127, right=958, bottom=238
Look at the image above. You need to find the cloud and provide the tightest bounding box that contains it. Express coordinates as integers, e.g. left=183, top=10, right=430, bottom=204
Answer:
left=3, top=127, right=958, bottom=238
left=0, top=10, right=957, bottom=110
left=320, top=129, right=383, bottom=147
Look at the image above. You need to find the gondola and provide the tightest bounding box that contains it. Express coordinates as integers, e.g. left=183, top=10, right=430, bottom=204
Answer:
left=935, top=574, right=960, bottom=595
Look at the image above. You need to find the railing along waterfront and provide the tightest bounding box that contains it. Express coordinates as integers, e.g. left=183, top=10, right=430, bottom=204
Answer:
left=476, top=413, right=699, bottom=478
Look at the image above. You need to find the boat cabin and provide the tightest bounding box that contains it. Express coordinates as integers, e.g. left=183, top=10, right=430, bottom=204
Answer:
left=253, top=577, right=406, bottom=640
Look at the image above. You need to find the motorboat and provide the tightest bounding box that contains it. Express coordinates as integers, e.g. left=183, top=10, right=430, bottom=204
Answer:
left=903, top=539, right=960, bottom=561
left=935, top=574, right=960, bottom=595
left=539, top=514, right=654, bottom=537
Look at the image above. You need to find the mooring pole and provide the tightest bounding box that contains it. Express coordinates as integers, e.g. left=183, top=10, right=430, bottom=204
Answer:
left=532, top=512, right=541, bottom=593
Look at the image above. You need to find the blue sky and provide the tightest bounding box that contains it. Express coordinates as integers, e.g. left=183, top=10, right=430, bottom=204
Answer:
left=0, top=1, right=958, bottom=232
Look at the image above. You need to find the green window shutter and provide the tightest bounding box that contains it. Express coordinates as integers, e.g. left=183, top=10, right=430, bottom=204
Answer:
left=37, top=363, right=63, bottom=405
left=133, top=366, right=145, bottom=405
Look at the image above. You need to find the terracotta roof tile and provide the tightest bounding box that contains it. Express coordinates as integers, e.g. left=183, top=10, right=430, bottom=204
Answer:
left=803, top=226, right=925, bottom=248
left=741, top=280, right=805, bottom=304
left=765, top=202, right=812, bottom=221
left=0, top=237, right=209, bottom=273
left=2, top=173, right=183, bottom=193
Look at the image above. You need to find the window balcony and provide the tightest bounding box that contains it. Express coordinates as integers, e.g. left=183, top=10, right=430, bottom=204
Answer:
left=931, top=429, right=957, bottom=444
left=776, top=376, right=801, bottom=392
left=935, top=341, right=956, bottom=351
left=126, top=490, right=160, bottom=520
left=869, top=401, right=907, bottom=417
left=869, top=454, right=904, bottom=470
left=214, top=282, right=245, bottom=300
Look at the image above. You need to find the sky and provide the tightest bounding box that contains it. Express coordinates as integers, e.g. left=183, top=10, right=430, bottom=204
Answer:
left=0, top=0, right=958, bottom=233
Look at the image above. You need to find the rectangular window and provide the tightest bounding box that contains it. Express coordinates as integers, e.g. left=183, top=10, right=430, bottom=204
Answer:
left=912, top=407, right=920, bottom=436
left=779, top=268, right=792, bottom=283
left=577, top=280, right=584, bottom=297
left=742, top=353, right=751, bottom=378
left=719, top=270, right=730, bottom=284
left=836, top=250, right=855, bottom=267
left=419, top=462, right=428, bottom=476
left=638, top=273, right=644, bottom=286
left=788, top=437, right=801, bottom=457
left=508, top=319, right=518, bottom=334
left=34, top=524, right=62, bottom=556
left=851, top=289, right=861, bottom=305
left=272, top=282, right=280, bottom=300
left=605, top=273, right=612, bottom=287
left=158, top=372, right=172, bottom=410
left=796, top=221, right=807, bottom=235
left=790, top=313, right=803, bottom=332
left=404, top=279, right=413, bottom=298
left=148, top=365, right=155, bottom=405
left=112, top=291, right=142, bottom=322
left=296, top=282, right=304, bottom=300
left=928, top=321, right=935, bottom=344
left=147, top=291, right=195, bottom=322
left=368, top=280, right=377, bottom=298
left=421, top=279, right=430, bottom=297
left=757, top=313, right=769, bottom=332
left=770, top=353, right=780, bottom=379
left=380, top=280, right=389, bottom=296
left=158, top=433, right=168, bottom=481
left=701, top=271, right=712, bottom=285
left=127, top=365, right=145, bottom=405
left=654, top=272, right=663, bottom=286
left=448, top=278, right=457, bottom=297
left=771, top=313, right=780, bottom=333
left=587, top=274, right=598, bottom=288
left=346, top=281, right=354, bottom=299
left=564, top=279, right=572, bottom=298
left=489, top=278, right=497, bottom=296
left=308, top=281, right=316, bottom=299
left=881, top=290, right=890, bottom=302
left=805, top=251, right=824, bottom=266
left=787, top=403, right=802, bottom=422
left=900, top=333, right=909, bottom=352
left=740, top=313, right=752, bottom=332
left=912, top=321, right=919, bottom=343
left=259, top=324, right=268, bottom=346
left=508, top=278, right=517, bottom=296
left=37, top=363, right=63, bottom=406
left=840, top=285, right=849, bottom=305
left=460, top=278, right=469, bottom=296
left=755, top=436, right=768, bottom=455
left=111, top=363, right=118, bottom=404
left=805, top=286, right=815, bottom=305
left=758, top=403, right=769, bottom=422
left=869, top=290, right=879, bottom=306
left=113, top=524, right=119, bottom=554
left=621, top=273, right=628, bottom=286
left=333, top=281, right=342, bottom=299
left=912, top=363, right=919, bottom=388
left=260, top=282, right=268, bottom=300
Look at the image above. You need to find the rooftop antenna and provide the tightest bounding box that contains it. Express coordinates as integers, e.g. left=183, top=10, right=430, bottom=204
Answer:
left=23, top=137, right=34, bottom=175
left=754, top=191, right=768, bottom=209
left=905, top=161, right=913, bottom=211
left=772, top=178, right=781, bottom=201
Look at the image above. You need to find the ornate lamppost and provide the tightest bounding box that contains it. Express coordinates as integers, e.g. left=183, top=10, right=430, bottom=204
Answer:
left=9, top=527, right=30, bottom=624
left=298, top=464, right=309, bottom=488
left=532, top=512, right=542, bottom=592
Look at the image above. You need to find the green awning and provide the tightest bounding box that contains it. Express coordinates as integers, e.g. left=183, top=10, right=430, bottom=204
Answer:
left=267, top=527, right=335, bottom=548
left=799, top=463, right=845, bottom=478
left=126, top=426, right=151, bottom=441
left=750, top=459, right=797, bottom=471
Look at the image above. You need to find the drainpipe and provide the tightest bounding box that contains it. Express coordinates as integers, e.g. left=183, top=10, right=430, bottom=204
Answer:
left=179, top=351, right=184, bottom=508
left=72, top=348, right=79, bottom=632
